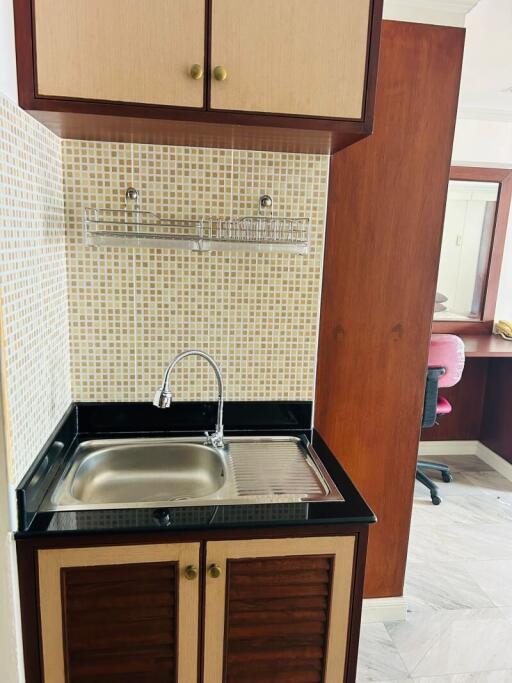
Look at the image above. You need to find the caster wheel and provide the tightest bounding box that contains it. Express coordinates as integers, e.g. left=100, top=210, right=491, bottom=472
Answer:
left=442, top=472, right=452, bottom=483
left=431, top=495, right=441, bottom=505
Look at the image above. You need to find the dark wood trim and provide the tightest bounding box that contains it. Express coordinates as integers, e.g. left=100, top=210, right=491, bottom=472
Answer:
left=315, top=21, right=465, bottom=598
left=13, top=0, right=36, bottom=108
left=17, top=541, right=43, bottom=683
left=13, top=0, right=382, bottom=153
left=432, top=320, right=493, bottom=334
left=481, top=359, right=512, bottom=464
left=361, top=0, right=383, bottom=132
left=461, top=334, right=512, bottom=358
left=434, top=165, right=512, bottom=332
left=344, top=527, right=368, bottom=683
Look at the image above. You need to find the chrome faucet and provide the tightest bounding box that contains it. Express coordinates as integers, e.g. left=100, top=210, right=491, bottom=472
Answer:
left=153, top=350, right=225, bottom=449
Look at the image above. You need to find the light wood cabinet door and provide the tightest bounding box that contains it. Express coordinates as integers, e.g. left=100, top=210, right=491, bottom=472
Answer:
left=203, top=536, right=356, bottom=683
left=37, top=543, right=200, bottom=683
left=210, top=0, right=371, bottom=119
left=33, top=0, right=206, bottom=107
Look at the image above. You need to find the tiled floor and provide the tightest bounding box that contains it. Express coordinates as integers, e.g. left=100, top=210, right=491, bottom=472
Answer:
left=357, top=452, right=512, bottom=682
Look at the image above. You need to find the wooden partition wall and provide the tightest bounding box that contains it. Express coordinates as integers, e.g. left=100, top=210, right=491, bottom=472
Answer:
left=315, top=20, right=465, bottom=598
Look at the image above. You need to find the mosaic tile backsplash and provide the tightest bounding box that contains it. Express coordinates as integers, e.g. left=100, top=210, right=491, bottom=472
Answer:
left=0, top=95, right=329, bottom=484
left=0, top=95, right=72, bottom=485
left=62, top=141, right=329, bottom=403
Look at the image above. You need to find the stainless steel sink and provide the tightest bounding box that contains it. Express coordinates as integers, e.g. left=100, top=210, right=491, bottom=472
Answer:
left=68, top=442, right=225, bottom=504
left=42, top=436, right=343, bottom=511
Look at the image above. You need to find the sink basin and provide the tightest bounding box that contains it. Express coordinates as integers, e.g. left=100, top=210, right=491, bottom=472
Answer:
left=43, top=436, right=343, bottom=511
left=69, top=442, right=225, bottom=504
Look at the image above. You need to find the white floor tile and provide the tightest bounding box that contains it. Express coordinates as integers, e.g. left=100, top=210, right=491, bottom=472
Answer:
left=411, top=671, right=512, bottom=682
left=405, top=560, right=493, bottom=611
left=410, top=609, right=512, bottom=676
left=359, top=451, right=512, bottom=681
left=356, top=622, right=410, bottom=682
left=463, top=559, right=512, bottom=607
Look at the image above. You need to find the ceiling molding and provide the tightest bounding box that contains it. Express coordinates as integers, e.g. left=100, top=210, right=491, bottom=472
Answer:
left=383, top=0, right=482, bottom=27
left=458, top=106, right=512, bottom=122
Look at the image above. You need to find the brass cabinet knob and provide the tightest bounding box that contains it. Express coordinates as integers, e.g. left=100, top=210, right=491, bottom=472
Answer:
left=213, top=66, right=228, bottom=82
left=184, top=565, right=199, bottom=580
left=208, top=564, right=222, bottom=578
left=190, top=64, right=204, bottom=80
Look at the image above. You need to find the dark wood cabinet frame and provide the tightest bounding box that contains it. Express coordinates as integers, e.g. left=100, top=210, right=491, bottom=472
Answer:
left=17, top=524, right=368, bottom=683
left=433, top=165, right=512, bottom=335
left=13, top=0, right=383, bottom=153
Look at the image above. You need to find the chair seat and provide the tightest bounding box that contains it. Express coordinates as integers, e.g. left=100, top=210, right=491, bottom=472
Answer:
left=437, top=396, right=452, bottom=415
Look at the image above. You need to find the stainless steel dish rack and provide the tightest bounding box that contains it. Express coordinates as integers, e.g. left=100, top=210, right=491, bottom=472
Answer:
left=84, top=188, right=310, bottom=254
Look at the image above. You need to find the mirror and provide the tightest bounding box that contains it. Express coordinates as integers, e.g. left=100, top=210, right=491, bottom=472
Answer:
left=434, top=179, right=499, bottom=321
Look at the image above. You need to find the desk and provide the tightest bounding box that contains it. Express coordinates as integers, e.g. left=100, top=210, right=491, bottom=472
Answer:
left=428, top=334, right=512, bottom=465
left=422, top=334, right=512, bottom=443
left=460, top=334, right=512, bottom=357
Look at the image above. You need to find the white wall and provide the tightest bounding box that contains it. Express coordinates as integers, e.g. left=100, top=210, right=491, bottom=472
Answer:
left=0, top=0, right=18, bottom=102
left=0, top=3, right=24, bottom=663
left=0, top=370, right=24, bottom=682
left=452, top=118, right=512, bottom=322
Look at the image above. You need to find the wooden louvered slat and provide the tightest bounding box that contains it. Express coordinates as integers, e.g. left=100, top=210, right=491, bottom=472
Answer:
left=62, top=562, right=178, bottom=683
left=224, top=556, right=333, bottom=683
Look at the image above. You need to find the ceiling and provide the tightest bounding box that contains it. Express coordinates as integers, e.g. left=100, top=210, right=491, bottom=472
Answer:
left=458, top=0, right=512, bottom=120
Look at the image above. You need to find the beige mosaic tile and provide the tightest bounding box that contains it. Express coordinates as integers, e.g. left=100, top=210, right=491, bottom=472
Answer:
left=63, top=141, right=329, bottom=402
left=0, top=94, right=72, bottom=485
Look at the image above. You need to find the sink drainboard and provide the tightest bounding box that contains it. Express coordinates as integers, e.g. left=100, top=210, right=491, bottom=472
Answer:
left=229, top=440, right=328, bottom=499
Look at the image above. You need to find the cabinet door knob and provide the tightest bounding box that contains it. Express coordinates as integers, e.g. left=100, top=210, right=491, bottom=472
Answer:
left=213, top=66, right=228, bottom=82
left=184, top=565, right=199, bottom=580
left=190, top=64, right=204, bottom=80
left=208, top=564, right=222, bottom=578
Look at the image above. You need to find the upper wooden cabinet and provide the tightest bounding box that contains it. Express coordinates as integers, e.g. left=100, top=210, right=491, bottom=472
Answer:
left=33, top=0, right=206, bottom=108
left=14, top=0, right=383, bottom=153
left=210, top=0, right=371, bottom=119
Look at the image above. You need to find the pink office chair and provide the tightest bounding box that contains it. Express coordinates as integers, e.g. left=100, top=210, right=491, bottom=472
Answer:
left=417, top=334, right=465, bottom=504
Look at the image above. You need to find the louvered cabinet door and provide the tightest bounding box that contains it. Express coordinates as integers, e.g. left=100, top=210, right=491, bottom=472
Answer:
left=37, top=543, right=200, bottom=683
left=203, top=536, right=356, bottom=683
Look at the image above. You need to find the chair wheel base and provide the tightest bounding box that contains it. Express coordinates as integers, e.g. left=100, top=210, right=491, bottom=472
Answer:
left=442, top=471, right=452, bottom=483
left=431, top=494, right=442, bottom=505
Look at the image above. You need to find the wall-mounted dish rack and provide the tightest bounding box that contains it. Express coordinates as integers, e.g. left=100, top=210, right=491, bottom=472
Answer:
left=84, top=188, right=310, bottom=255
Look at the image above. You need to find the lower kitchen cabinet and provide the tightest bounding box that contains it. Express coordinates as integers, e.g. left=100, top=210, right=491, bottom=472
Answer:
left=19, top=531, right=364, bottom=683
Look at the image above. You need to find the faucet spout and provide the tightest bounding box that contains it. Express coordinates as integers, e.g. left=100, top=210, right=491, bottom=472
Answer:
left=153, top=350, right=225, bottom=449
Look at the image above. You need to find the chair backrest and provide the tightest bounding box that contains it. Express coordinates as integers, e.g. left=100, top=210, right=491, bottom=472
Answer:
left=428, top=334, right=465, bottom=387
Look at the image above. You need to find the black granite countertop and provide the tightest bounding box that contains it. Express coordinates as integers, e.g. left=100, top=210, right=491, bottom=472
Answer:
left=15, top=402, right=376, bottom=537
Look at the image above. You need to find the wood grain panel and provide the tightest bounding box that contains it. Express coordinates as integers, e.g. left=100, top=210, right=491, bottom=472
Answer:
left=34, top=0, right=205, bottom=107
left=421, top=358, right=489, bottom=441
left=481, top=359, right=512, bottom=464
left=225, top=556, right=331, bottom=682
left=315, top=21, right=464, bottom=598
left=210, top=0, right=371, bottom=118
left=63, top=563, right=176, bottom=683
left=460, top=334, right=512, bottom=358
left=37, top=543, right=199, bottom=683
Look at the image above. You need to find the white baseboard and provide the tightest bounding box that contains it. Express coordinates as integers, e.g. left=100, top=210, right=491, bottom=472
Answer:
left=476, top=443, right=512, bottom=483
left=418, top=440, right=478, bottom=457
left=418, top=439, right=512, bottom=484
left=362, top=596, right=407, bottom=623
